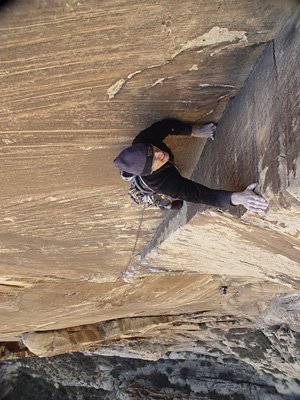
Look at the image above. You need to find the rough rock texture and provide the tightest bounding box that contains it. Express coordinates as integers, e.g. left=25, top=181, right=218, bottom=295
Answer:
left=0, top=0, right=298, bottom=341
left=2, top=322, right=300, bottom=399
left=0, top=1, right=300, bottom=399
left=1, top=331, right=298, bottom=400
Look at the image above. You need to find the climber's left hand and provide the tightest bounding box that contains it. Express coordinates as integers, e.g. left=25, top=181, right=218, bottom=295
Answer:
left=191, top=123, right=217, bottom=140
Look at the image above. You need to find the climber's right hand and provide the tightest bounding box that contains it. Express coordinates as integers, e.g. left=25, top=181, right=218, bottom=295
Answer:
left=231, top=183, right=268, bottom=213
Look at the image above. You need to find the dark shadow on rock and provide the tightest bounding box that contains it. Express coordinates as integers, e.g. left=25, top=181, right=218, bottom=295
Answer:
left=0, top=0, right=17, bottom=11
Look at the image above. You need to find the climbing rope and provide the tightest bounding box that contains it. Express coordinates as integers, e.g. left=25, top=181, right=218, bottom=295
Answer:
left=125, top=204, right=146, bottom=271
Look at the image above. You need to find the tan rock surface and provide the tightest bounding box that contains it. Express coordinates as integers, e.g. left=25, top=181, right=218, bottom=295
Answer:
left=0, top=0, right=299, bottom=373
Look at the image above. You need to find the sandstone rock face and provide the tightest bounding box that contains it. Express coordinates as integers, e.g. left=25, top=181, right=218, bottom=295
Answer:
left=0, top=0, right=297, bottom=340
left=0, top=1, right=300, bottom=399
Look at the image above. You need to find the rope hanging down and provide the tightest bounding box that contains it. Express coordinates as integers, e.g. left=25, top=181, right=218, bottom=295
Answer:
left=126, top=204, right=146, bottom=271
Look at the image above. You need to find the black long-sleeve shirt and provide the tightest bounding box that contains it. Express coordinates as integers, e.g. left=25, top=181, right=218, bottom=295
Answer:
left=132, top=119, right=232, bottom=207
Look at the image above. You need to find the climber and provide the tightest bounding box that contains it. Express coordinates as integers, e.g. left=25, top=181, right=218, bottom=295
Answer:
left=113, top=118, right=268, bottom=212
